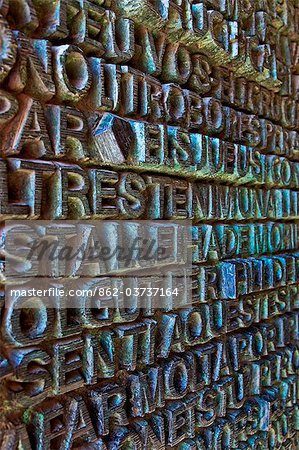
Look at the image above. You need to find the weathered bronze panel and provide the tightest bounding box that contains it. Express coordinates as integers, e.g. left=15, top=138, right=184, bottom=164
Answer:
left=0, top=0, right=299, bottom=448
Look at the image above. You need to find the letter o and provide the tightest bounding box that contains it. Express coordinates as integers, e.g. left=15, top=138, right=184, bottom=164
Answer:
left=203, top=97, right=223, bottom=132
left=3, top=294, right=55, bottom=346
left=0, top=89, right=19, bottom=124
left=164, top=358, right=189, bottom=399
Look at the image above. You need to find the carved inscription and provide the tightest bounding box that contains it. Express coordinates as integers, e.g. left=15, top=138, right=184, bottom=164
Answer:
left=0, top=0, right=299, bottom=449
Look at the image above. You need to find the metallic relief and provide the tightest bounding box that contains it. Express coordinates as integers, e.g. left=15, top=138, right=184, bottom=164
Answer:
left=0, top=0, right=298, bottom=449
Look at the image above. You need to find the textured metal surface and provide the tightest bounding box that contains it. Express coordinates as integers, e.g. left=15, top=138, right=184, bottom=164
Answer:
left=0, top=0, right=299, bottom=448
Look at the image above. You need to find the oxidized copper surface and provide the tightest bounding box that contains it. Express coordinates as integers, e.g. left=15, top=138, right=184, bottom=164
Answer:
left=0, top=0, right=299, bottom=448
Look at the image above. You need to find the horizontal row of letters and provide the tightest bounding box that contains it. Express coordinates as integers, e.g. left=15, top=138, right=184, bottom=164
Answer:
left=1, top=48, right=299, bottom=151
left=1, top=401, right=297, bottom=449
left=2, top=92, right=299, bottom=186
left=1, top=0, right=295, bottom=89
left=4, top=252, right=299, bottom=300
left=3, top=220, right=299, bottom=267
left=2, top=283, right=298, bottom=346
left=1, top=311, right=298, bottom=400
left=2, top=160, right=299, bottom=220
left=0, top=320, right=297, bottom=446
left=1, top=28, right=299, bottom=124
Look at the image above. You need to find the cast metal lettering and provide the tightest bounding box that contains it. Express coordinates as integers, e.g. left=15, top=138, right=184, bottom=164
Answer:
left=0, top=0, right=299, bottom=447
